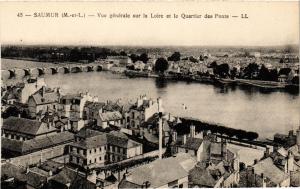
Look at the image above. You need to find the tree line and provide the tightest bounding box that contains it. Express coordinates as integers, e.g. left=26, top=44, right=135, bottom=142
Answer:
left=173, top=118, right=259, bottom=141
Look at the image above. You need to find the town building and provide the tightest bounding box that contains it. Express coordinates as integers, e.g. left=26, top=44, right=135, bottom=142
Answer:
left=58, top=92, right=98, bottom=131
left=97, top=111, right=124, bottom=129
left=28, top=86, right=61, bottom=118
left=1, top=131, right=74, bottom=163
left=2, top=77, right=46, bottom=104
left=118, top=153, right=196, bottom=188
left=126, top=96, right=160, bottom=129
left=189, top=161, right=239, bottom=188
left=1, top=162, right=48, bottom=189
left=2, top=116, right=58, bottom=141
left=83, top=101, right=106, bottom=121
left=69, top=129, right=143, bottom=169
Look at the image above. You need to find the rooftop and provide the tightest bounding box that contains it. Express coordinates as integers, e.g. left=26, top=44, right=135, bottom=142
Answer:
left=122, top=153, right=196, bottom=188
left=2, top=117, right=58, bottom=136
left=2, top=131, right=75, bottom=154
left=253, top=157, right=289, bottom=185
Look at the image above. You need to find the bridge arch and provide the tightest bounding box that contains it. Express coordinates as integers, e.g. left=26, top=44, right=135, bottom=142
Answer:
left=96, top=65, right=103, bottom=72
left=23, top=69, right=31, bottom=76
left=37, top=68, right=45, bottom=76
left=71, top=66, right=82, bottom=73
left=63, top=67, right=70, bottom=74
left=8, top=70, right=16, bottom=79
left=87, top=66, right=94, bottom=72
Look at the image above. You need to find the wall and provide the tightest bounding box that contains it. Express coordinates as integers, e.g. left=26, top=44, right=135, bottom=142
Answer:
left=8, top=142, right=71, bottom=166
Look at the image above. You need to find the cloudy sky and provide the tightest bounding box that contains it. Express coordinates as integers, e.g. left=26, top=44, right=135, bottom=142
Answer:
left=0, top=1, right=299, bottom=46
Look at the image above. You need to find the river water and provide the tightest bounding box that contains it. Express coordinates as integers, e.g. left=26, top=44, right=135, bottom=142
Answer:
left=2, top=58, right=300, bottom=138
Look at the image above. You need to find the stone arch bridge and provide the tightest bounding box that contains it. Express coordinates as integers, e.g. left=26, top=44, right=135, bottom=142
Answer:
left=1, top=64, right=103, bottom=80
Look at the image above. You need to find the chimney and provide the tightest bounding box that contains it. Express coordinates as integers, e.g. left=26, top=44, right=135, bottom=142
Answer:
left=297, top=126, right=300, bottom=152
left=264, top=147, right=270, bottom=158
left=287, top=151, right=294, bottom=173
left=42, top=86, right=46, bottom=96
left=261, top=173, right=266, bottom=188
left=190, top=125, right=195, bottom=138
left=221, top=139, right=227, bottom=160
left=172, top=131, right=177, bottom=142
left=183, top=134, right=187, bottom=145
left=289, top=130, right=294, bottom=137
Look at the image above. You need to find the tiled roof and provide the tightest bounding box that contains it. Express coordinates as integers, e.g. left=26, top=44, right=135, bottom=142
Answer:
left=85, top=101, right=106, bottom=111
left=189, top=163, right=219, bottom=187
left=1, top=162, right=48, bottom=189
left=124, top=153, right=195, bottom=188
left=99, top=111, right=122, bottom=122
left=179, top=137, right=203, bottom=151
left=49, top=167, right=96, bottom=189
left=2, top=117, right=58, bottom=136
left=30, top=88, right=59, bottom=105
left=119, top=180, right=141, bottom=188
left=291, top=171, right=300, bottom=187
left=1, top=162, right=27, bottom=182
left=2, top=131, right=75, bottom=154
left=253, top=157, right=289, bottom=185
left=71, top=134, right=107, bottom=149
left=71, top=131, right=141, bottom=150
left=76, top=128, right=104, bottom=139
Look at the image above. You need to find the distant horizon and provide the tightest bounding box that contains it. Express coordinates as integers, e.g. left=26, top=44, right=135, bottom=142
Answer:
left=2, top=43, right=299, bottom=49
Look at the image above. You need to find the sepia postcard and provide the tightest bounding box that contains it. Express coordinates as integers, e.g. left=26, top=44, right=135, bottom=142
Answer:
left=0, top=1, right=299, bottom=188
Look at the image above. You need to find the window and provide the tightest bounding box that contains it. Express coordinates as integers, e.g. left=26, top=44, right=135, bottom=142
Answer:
left=94, top=148, right=97, bottom=153
left=90, top=149, right=92, bottom=154
left=70, top=156, right=73, bottom=162
left=117, top=147, right=120, bottom=153
left=83, top=150, right=86, bottom=155
left=89, top=160, right=92, bottom=164
left=185, top=149, right=188, bottom=153
left=99, top=156, right=101, bottom=161
left=16, top=136, right=20, bottom=140
left=179, top=184, right=183, bottom=188
left=77, top=148, right=79, bottom=153
left=95, top=158, right=97, bottom=163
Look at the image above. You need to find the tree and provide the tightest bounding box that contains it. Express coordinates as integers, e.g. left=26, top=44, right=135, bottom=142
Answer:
left=214, top=63, right=230, bottom=78
left=243, top=63, right=259, bottom=79
left=168, top=52, right=181, bottom=62
left=291, top=76, right=299, bottom=84
left=120, top=51, right=127, bottom=56
left=258, top=64, right=270, bottom=80
left=189, top=56, right=198, bottom=63
left=139, top=53, right=149, bottom=63
left=230, top=67, right=238, bottom=79
left=129, top=54, right=139, bottom=63
left=208, top=61, right=217, bottom=68
left=245, top=132, right=259, bottom=141
left=154, top=58, right=169, bottom=73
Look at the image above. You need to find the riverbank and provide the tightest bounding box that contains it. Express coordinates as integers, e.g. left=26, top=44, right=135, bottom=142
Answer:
left=124, top=70, right=299, bottom=92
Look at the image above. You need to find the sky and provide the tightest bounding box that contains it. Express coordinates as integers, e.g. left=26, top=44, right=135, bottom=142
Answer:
left=0, top=1, right=299, bottom=46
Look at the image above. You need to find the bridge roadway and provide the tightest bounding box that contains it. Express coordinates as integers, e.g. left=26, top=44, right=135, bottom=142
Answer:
left=1, top=63, right=104, bottom=80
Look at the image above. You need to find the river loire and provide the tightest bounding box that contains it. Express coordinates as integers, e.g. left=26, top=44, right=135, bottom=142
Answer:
left=2, top=59, right=300, bottom=138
